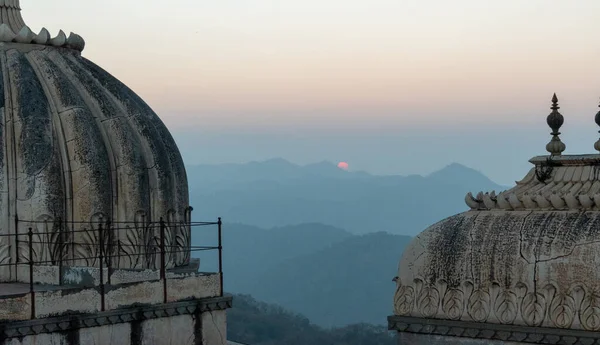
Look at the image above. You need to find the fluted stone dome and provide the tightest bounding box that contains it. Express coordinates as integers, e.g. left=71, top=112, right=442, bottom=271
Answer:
left=0, top=1, right=190, bottom=276
left=394, top=155, right=600, bottom=331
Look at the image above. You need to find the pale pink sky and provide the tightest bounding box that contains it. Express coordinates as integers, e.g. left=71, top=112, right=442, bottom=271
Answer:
left=23, top=0, right=600, bottom=131
left=20, top=1, right=600, bottom=183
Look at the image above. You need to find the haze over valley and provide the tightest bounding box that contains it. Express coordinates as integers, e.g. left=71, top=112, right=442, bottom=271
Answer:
left=188, top=158, right=506, bottom=236
left=189, top=158, right=508, bottom=337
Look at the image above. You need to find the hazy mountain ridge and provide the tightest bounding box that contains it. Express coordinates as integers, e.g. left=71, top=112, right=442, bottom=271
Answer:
left=188, top=158, right=506, bottom=236
left=189, top=160, right=504, bottom=327
left=244, top=231, right=412, bottom=327
left=193, top=223, right=411, bottom=328
left=193, top=222, right=354, bottom=293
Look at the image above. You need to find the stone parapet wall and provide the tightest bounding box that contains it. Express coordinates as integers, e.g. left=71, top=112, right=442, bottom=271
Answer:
left=0, top=273, right=220, bottom=321
left=0, top=296, right=231, bottom=345
left=9, top=263, right=203, bottom=287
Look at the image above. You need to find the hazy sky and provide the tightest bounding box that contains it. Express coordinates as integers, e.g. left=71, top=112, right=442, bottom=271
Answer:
left=22, top=0, right=600, bottom=184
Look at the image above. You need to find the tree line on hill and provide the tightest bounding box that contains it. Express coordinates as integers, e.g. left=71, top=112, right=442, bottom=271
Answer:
left=228, top=294, right=396, bottom=345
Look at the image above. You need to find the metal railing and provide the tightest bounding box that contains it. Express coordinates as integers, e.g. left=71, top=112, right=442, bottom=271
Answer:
left=0, top=217, right=224, bottom=319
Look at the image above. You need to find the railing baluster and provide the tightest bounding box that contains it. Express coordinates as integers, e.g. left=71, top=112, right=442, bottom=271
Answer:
left=14, top=215, right=19, bottom=281
left=58, top=217, right=63, bottom=285
left=160, top=218, right=167, bottom=303
left=218, top=217, right=223, bottom=297
left=106, top=219, right=112, bottom=285
left=98, top=222, right=105, bottom=312
left=28, top=227, right=35, bottom=319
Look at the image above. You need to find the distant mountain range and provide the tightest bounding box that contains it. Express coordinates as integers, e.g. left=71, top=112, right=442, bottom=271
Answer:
left=187, top=158, right=506, bottom=236
left=194, top=222, right=353, bottom=291
left=244, top=231, right=412, bottom=327
left=193, top=223, right=411, bottom=327
left=189, top=159, right=505, bottom=327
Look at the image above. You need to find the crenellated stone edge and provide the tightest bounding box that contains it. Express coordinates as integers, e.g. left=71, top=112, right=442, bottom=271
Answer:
left=0, top=295, right=232, bottom=340
left=465, top=154, right=600, bottom=211
left=388, top=315, right=600, bottom=344
left=0, top=25, right=84, bottom=51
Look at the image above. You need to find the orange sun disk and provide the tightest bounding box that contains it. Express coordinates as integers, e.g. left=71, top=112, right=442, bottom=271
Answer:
left=337, top=162, right=349, bottom=171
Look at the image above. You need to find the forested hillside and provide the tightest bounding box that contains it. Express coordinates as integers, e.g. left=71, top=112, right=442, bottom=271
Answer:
left=228, top=294, right=396, bottom=345
left=193, top=225, right=411, bottom=327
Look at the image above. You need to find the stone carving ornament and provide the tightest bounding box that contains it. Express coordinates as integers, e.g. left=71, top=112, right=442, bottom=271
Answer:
left=0, top=1, right=192, bottom=280
left=394, top=279, right=600, bottom=331
left=395, top=95, right=600, bottom=335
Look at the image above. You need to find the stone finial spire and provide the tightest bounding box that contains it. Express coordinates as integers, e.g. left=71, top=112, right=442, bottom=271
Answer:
left=595, top=99, right=600, bottom=153
left=0, top=0, right=26, bottom=34
left=546, top=93, right=566, bottom=156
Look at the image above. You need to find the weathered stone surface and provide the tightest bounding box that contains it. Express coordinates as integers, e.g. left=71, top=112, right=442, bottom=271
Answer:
left=0, top=41, right=190, bottom=279
left=4, top=333, right=67, bottom=345
left=79, top=323, right=131, bottom=345
left=141, top=315, right=195, bottom=345
left=465, top=155, right=600, bottom=212
left=397, top=333, right=527, bottom=345
left=395, top=209, right=600, bottom=330
left=202, top=310, right=227, bottom=345
left=0, top=295, right=232, bottom=344
left=166, top=273, right=221, bottom=302
left=0, top=274, right=220, bottom=318
left=36, top=288, right=101, bottom=319
left=105, top=280, right=162, bottom=310
left=395, top=154, right=600, bottom=338
left=0, top=294, right=29, bottom=321
left=389, top=315, right=600, bottom=345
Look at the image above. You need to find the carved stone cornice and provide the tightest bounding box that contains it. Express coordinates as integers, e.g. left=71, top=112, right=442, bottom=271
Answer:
left=388, top=315, right=600, bottom=344
left=0, top=295, right=232, bottom=340
left=465, top=154, right=600, bottom=211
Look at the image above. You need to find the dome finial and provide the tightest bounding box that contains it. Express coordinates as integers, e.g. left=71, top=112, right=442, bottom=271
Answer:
left=594, top=99, right=600, bottom=153
left=546, top=93, right=566, bottom=156
left=551, top=93, right=559, bottom=110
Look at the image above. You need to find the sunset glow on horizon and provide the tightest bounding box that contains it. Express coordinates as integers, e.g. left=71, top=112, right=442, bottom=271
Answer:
left=338, top=162, right=349, bottom=171
left=17, top=0, right=600, bottom=184
left=22, top=0, right=600, bottom=132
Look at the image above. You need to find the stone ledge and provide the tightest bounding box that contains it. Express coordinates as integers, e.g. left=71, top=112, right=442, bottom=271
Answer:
left=0, top=273, right=220, bottom=321
left=388, top=315, right=600, bottom=345
left=0, top=295, right=232, bottom=340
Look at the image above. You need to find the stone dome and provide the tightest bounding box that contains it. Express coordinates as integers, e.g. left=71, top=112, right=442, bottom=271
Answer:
left=394, top=99, right=600, bottom=331
left=0, top=1, right=191, bottom=276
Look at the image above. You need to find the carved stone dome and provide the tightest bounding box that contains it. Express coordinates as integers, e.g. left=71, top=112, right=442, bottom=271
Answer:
left=394, top=155, right=600, bottom=331
left=392, top=95, right=600, bottom=333
left=0, top=1, right=190, bottom=275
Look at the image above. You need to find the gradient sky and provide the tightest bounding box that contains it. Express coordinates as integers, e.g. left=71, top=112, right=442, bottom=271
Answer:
left=22, top=0, right=600, bottom=184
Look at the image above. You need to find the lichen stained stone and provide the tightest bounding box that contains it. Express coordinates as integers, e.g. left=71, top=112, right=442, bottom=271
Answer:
left=395, top=154, right=600, bottom=332
left=0, top=42, right=190, bottom=275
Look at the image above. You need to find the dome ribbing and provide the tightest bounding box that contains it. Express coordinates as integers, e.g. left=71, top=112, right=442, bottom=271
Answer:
left=0, top=3, right=190, bottom=278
